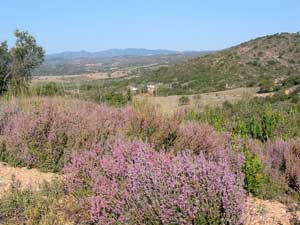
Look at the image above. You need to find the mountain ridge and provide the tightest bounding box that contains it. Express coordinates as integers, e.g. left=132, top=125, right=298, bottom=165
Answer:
left=46, top=48, right=209, bottom=60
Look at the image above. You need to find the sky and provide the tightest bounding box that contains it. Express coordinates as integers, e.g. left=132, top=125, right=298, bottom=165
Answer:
left=0, top=0, right=299, bottom=54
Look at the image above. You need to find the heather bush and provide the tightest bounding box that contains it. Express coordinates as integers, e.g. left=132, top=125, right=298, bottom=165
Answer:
left=1, top=97, right=132, bottom=172
left=64, top=139, right=246, bottom=225
left=244, top=138, right=300, bottom=200
left=128, top=102, right=183, bottom=150
left=0, top=101, right=19, bottom=134
left=263, top=140, right=300, bottom=193
left=174, top=122, right=229, bottom=155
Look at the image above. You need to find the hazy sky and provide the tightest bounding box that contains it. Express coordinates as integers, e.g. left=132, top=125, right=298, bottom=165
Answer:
left=1, top=0, right=299, bottom=54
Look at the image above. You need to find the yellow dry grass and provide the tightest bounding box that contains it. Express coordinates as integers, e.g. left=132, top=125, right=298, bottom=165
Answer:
left=32, top=70, right=128, bottom=83
left=134, top=87, right=259, bottom=114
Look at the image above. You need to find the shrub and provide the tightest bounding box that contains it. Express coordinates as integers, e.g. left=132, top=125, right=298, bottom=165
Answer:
left=64, top=139, right=246, bottom=225
left=1, top=98, right=132, bottom=172
left=174, top=122, right=229, bottom=155
left=241, top=143, right=265, bottom=196
left=30, top=82, right=64, bottom=97
left=102, top=91, right=131, bottom=106
left=179, top=95, right=189, bottom=105
left=128, top=103, right=182, bottom=150
left=263, top=140, right=300, bottom=193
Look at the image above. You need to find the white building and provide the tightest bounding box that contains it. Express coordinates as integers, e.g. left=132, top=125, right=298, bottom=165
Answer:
left=147, top=84, right=156, bottom=93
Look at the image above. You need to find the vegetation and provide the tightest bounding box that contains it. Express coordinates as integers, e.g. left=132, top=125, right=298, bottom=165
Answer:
left=0, top=179, right=67, bottom=225
left=1, top=32, right=300, bottom=224
left=131, top=33, right=300, bottom=95
left=0, top=30, right=44, bottom=95
left=178, top=95, right=189, bottom=105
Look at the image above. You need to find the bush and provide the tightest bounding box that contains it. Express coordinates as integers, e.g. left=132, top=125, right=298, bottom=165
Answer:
left=174, top=122, right=229, bottom=155
left=64, top=139, right=246, bottom=225
left=30, top=82, right=64, bottom=97
left=128, top=103, right=182, bottom=150
left=102, top=91, right=131, bottom=106
left=241, top=142, right=265, bottom=196
left=264, top=140, right=300, bottom=193
left=1, top=98, right=132, bottom=172
left=178, top=95, right=189, bottom=105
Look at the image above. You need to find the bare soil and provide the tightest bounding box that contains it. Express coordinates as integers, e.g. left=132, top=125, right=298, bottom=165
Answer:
left=0, top=162, right=58, bottom=197
left=246, top=198, right=300, bottom=225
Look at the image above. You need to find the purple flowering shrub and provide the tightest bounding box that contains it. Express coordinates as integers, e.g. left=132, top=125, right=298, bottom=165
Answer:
left=64, top=139, right=246, bottom=225
left=244, top=138, right=300, bottom=196
left=1, top=98, right=132, bottom=171
left=0, top=101, right=19, bottom=134
left=174, top=122, right=230, bottom=154
left=263, top=140, right=300, bottom=193
left=128, top=103, right=184, bottom=150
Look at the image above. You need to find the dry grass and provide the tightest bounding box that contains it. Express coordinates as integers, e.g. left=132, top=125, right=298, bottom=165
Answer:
left=134, top=87, right=259, bottom=114
left=32, top=70, right=128, bottom=83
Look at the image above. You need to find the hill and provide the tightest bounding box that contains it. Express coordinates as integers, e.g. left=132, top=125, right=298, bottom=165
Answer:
left=143, top=33, right=300, bottom=95
left=36, top=50, right=212, bottom=76
left=45, top=48, right=207, bottom=60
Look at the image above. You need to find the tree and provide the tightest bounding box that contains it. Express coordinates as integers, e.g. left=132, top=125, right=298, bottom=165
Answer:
left=0, top=42, right=11, bottom=94
left=0, top=30, right=44, bottom=95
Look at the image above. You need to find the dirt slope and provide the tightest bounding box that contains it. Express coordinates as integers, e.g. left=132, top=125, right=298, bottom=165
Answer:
left=0, top=162, right=58, bottom=197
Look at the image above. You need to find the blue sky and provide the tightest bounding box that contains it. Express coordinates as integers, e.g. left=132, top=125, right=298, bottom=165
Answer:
left=1, top=0, right=299, bottom=54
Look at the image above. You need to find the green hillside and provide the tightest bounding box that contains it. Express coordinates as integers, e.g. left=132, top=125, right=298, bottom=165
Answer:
left=144, top=32, right=300, bottom=95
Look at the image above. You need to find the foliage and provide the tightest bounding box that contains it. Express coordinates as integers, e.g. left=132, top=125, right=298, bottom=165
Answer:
left=30, top=82, right=65, bottom=97
left=0, top=98, right=132, bottom=172
left=241, top=142, right=265, bottom=196
left=0, top=42, right=11, bottom=94
left=133, top=33, right=300, bottom=96
left=101, top=91, right=131, bottom=106
left=263, top=140, right=300, bottom=193
left=178, top=95, right=189, bottom=105
left=128, top=102, right=182, bottom=150
left=64, top=139, right=246, bottom=225
left=0, top=179, right=68, bottom=225
left=189, top=97, right=297, bottom=141
left=0, top=30, right=44, bottom=96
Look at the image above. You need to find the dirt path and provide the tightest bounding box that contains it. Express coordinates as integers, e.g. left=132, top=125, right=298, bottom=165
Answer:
left=0, top=162, right=58, bottom=197
left=246, top=198, right=300, bottom=225
left=0, top=162, right=299, bottom=224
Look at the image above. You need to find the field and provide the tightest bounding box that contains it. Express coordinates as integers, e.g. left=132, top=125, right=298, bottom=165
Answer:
left=32, top=70, right=128, bottom=83
left=134, top=87, right=259, bottom=114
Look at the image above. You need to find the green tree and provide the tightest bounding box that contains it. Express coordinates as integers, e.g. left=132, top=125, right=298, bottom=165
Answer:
left=242, top=147, right=265, bottom=196
left=0, top=30, right=44, bottom=95
left=0, top=41, right=11, bottom=94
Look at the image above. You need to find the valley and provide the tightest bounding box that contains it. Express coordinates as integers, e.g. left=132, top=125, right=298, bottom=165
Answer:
left=1, top=30, right=300, bottom=224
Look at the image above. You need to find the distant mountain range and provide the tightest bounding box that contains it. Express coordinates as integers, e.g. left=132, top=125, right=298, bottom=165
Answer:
left=46, top=48, right=207, bottom=60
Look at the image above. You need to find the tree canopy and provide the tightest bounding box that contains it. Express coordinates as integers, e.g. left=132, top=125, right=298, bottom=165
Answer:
left=0, top=30, right=44, bottom=95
